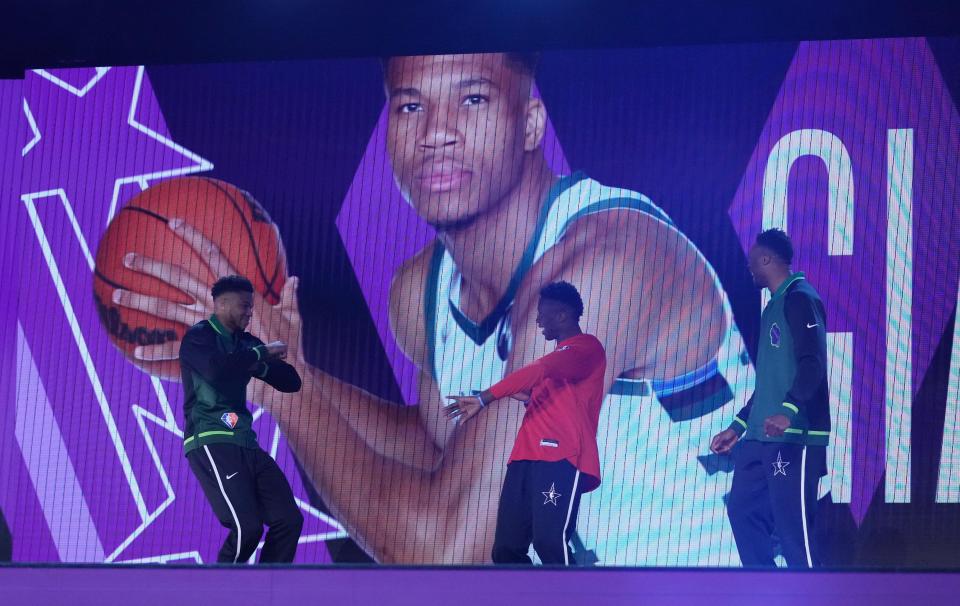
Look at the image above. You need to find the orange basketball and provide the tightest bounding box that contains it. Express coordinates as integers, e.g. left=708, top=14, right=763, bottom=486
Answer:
left=94, top=176, right=287, bottom=380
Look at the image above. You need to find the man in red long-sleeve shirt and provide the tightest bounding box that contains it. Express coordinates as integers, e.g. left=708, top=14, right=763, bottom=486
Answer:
left=446, top=281, right=606, bottom=565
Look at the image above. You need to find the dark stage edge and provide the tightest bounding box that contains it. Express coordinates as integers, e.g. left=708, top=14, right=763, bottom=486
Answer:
left=2, top=565, right=960, bottom=605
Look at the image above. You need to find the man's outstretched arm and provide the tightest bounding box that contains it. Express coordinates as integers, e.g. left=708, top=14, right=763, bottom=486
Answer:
left=277, top=365, right=444, bottom=471
left=268, top=365, right=503, bottom=563
left=445, top=340, right=602, bottom=423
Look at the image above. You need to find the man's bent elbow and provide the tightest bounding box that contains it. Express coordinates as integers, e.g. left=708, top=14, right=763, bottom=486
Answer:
left=276, top=372, right=303, bottom=393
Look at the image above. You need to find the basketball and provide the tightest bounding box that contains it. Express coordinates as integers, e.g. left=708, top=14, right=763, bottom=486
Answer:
left=94, top=176, right=287, bottom=380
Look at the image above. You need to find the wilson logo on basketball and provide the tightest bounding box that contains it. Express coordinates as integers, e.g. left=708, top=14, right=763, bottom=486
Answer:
left=95, top=295, right=178, bottom=346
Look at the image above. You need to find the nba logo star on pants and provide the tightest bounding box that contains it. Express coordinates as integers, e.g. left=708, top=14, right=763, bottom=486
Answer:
left=772, top=451, right=790, bottom=476
left=543, top=483, right=561, bottom=506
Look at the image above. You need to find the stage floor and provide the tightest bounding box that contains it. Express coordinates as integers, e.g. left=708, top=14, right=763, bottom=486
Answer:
left=3, top=565, right=960, bottom=605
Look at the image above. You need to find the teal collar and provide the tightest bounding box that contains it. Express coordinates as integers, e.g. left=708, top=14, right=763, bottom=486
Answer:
left=448, top=172, right=587, bottom=345
left=771, top=272, right=805, bottom=299
left=208, top=314, right=234, bottom=339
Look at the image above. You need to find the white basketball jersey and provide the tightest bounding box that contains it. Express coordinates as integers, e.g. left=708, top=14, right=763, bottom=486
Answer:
left=427, top=173, right=755, bottom=565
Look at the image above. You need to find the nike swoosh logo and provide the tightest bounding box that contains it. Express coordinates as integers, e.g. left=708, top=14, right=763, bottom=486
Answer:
left=225, top=472, right=238, bottom=480
left=806, top=323, right=819, bottom=328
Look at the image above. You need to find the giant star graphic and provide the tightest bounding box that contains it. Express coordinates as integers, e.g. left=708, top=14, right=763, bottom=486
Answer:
left=13, top=65, right=346, bottom=563
left=22, top=67, right=212, bottom=235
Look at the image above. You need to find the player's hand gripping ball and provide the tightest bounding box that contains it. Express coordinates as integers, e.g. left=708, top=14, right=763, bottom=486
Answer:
left=94, top=177, right=287, bottom=380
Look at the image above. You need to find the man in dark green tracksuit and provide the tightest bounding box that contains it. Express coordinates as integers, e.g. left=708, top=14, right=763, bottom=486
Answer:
left=181, top=275, right=303, bottom=564
left=711, top=229, right=829, bottom=568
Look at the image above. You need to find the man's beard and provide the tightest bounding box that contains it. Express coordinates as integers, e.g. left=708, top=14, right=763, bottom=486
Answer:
left=425, top=202, right=485, bottom=233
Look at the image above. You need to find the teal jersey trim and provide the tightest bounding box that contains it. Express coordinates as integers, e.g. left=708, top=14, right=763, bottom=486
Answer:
left=558, top=196, right=673, bottom=236
left=446, top=172, right=587, bottom=346
left=424, top=242, right=446, bottom=381
left=422, top=172, right=723, bottom=401
left=610, top=359, right=719, bottom=397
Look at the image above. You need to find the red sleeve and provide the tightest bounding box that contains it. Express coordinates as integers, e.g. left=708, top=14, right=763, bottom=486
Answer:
left=538, top=341, right=602, bottom=383
left=488, top=362, right=545, bottom=400
left=488, top=339, right=603, bottom=400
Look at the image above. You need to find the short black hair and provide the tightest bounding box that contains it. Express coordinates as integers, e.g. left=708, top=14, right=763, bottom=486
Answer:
left=502, top=52, right=540, bottom=76
left=380, top=51, right=540, bottom=78
left=211, top=275, right=254, bottom=300
left=756, top=228, right=794, bottom=265
left=539, top=281, right=584, bottom=320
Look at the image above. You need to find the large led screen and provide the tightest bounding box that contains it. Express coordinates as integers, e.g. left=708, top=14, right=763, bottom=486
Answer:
left=2, top=37, right=960, bottom=567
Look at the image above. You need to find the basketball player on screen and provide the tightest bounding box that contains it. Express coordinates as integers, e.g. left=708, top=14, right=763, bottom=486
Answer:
left=117, top=52, right=754, bottom=565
